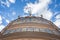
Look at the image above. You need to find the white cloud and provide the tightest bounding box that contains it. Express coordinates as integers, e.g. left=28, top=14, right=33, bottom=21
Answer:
left=0, top=15, right=2, bottom=24
left=24, top=0, right=52, bottom=20
left=54, top=19, right=60, bottom=28
left=9, top=0, right=16, bottom=3
left=0, top=15, right=5, bottom=31
left=3, top=17, right=10, bottom=23
left=6, top=0, right=10, bottom=7
left=55, top=14, right=60, bottom=19
left=0, top=25, right=5, bottom=32
left=0, top=15, right=5, bottom=32
left=40, top=10, right=53, bottom=20
left=12, top=11, right=16, bottom=16
left=0, top=16, right=2, bottom=22
left=54, top=14, right=60, bottom=28
left=1, top=0, right=16, bottom=7
left=6, top=19, right=10, bottom=23
left=1, top=0, right=10, bottom=7
left=22, top=15, right=28, bottom=17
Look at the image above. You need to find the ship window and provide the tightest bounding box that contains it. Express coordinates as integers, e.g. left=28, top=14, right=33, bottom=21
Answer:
left=34, top=28, right=40, bottom=32
left=3, top=30, right=9, bottom=35
left=26, top=27, right=34, bottom=31
left=22, top=28, right=27, bottom=31
left=10, top=29, right=16, bottom=33
left=40, top=28, right=45, bottom=32
left=44, top=29, right=52, bottom=33
left=16, top=28, right=22, bottom=32
left=52, top=30, right=59, bottom=35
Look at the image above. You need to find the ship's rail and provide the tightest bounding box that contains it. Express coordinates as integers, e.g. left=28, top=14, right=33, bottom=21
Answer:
left=3, top=27, right=60, bottom=35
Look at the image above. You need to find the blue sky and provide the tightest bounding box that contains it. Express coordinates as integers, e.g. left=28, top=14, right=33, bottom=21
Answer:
left=0, top=0, right=60, bottom=31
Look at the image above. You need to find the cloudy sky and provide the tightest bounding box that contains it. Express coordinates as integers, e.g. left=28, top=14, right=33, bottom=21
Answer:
left=0, top=0, right=60, bottom=31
